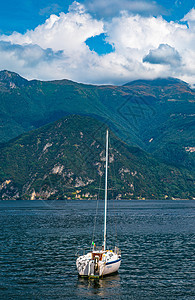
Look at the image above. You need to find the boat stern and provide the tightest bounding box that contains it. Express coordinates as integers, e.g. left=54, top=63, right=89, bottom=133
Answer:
left=76, top=249, right=121, bottom=278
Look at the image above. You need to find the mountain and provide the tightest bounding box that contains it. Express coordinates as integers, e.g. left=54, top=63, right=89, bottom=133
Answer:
left=0, top=70, right=194, bottom=200
left=0, top=70, right=194, bottom=171
left=0, top=115, right=194, bottom=200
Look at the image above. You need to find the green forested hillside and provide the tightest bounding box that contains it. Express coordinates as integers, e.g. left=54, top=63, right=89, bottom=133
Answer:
left=0, top=115, right=194, bottom=200
left=0, top=71, right=194, bottom=169
left=0, top=71, right=194, bottom=200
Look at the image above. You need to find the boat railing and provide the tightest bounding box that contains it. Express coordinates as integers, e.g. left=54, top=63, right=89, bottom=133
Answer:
left=76, top=247, right=91, bottom=257
left=92, top=245, right=104, bottom=252
left=114, top=246, right=121, bottom=256
left=76, top=245, right=121, bottom=257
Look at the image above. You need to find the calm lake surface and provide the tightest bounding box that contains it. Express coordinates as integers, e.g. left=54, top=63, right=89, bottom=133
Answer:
left=0, top=200, right=194, bottom=299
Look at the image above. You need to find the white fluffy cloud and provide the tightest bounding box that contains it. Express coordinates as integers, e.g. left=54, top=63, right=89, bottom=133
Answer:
left=83, top=0, right=160, bottom=18
left=143, top=44, right=181, bottom=66
left=1, top=3, right=104, bottom=55
left=0, top=2, right=194, bottom=85
left=182, top=8, right=195, bottom=22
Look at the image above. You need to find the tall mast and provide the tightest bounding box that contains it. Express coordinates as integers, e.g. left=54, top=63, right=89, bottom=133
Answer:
left=103, top=129, right=109, bottom=251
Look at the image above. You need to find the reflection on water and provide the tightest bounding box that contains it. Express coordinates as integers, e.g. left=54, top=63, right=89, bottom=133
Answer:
left=0, top=200, right=194, bottom=299
left=76, top=273, right=121, bottom=298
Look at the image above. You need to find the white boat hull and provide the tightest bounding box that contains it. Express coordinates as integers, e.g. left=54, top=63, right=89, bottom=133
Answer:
left=76, top=250, right=121, bottom=277
left=102, top=258, right=121, bottom=276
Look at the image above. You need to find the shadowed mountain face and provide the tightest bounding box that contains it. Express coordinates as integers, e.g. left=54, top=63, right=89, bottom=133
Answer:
left=0, top=115, right=194, bottom=200
left=0, top=71, right=194, bottom=199
left=0, top=70, right=194, bottom=168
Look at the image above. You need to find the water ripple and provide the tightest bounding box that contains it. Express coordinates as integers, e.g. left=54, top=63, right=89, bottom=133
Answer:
left=0, top=200, right=194, bottom=299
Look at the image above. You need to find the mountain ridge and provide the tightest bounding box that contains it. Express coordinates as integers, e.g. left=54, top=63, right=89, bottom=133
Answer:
left=0, top=70, right=194, bottom=192
left=0, top=115, right=193, bottom=200
left=0, top=70, right=191, bottom=86
left=123, top=77, right=190, bottom=87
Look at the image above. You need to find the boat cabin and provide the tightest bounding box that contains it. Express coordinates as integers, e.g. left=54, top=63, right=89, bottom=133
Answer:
left=91, top=251, right=104, bottom=261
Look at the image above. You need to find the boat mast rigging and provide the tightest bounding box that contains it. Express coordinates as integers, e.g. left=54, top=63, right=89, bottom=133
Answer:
left=76, top=128, right=121, bottom=278
left=103, top=129, right=109, bottom=251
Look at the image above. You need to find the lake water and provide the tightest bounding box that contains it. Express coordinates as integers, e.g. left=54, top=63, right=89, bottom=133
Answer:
left=0, top=200, right=194, bottom=299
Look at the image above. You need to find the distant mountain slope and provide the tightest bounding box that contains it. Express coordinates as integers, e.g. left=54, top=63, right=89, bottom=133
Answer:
left=0, top=70, right=194, bottom=170
left=0, top=115, right=194, bottom=200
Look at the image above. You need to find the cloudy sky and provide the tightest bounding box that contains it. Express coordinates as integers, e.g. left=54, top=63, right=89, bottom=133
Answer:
left=0, top=0, right=194, bottom=85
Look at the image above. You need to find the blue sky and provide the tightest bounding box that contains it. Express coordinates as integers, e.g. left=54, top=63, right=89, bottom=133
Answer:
left=0, top=0, right=194, bottom=34
left=0, top=0, right=194, bottom=85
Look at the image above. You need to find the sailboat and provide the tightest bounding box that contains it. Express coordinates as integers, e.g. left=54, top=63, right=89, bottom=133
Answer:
left=76, top=130, right=121, bottom=278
